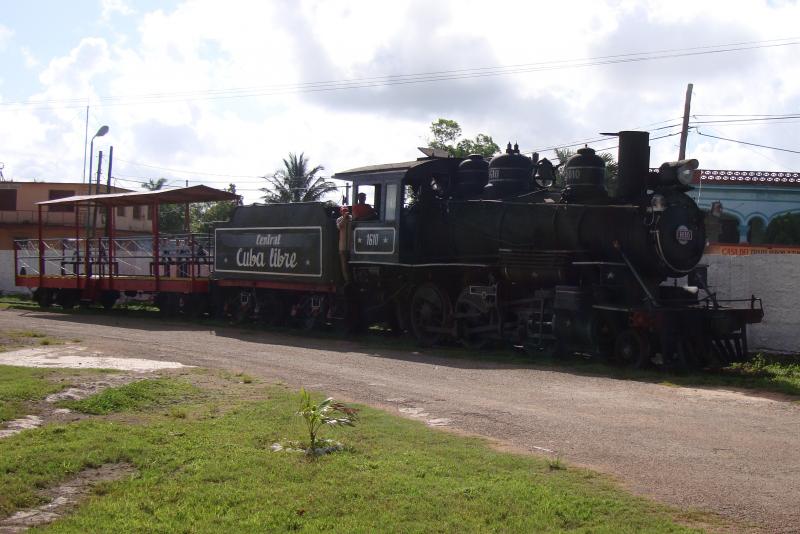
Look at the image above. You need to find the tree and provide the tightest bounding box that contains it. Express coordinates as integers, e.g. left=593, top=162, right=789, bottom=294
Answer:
left=142, top=178, right=168, bottom=191
left=427, top=118, right=499, bottom=158
left=764, top=213, right=800, bottom=245
left=190, top=184, right=240, bottom=232
left=261, top=153, right=337, bottom=203
left=141, top=178, right=183, bottom=233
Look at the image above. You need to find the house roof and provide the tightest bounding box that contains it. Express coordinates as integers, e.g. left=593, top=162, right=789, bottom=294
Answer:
left=37, top=185, right=238, bottom=207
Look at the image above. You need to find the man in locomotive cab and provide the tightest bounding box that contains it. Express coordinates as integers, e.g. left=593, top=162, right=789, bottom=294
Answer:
left=352, top=192, right=377, bottom=220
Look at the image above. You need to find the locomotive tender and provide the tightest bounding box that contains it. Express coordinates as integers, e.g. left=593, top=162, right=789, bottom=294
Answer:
left=15, top=131, right=763, bottom=370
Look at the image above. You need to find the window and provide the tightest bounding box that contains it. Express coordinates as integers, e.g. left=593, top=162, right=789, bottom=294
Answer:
left=385, top=183, right=398, bottom=222
left=353, top=184, right=382, bottom=221
left=147, top=206, right=153, bottom=220
left=0, top=189, right=17, bottom=211
left=133, top=206, right=142, bottom=220
left=48, top=190, right=75, bottom=213
left=117, top=206, right=125, bottom=217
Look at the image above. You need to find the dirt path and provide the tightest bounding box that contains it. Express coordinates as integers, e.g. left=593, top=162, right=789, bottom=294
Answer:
left=2, top=309, right=798, bottom=532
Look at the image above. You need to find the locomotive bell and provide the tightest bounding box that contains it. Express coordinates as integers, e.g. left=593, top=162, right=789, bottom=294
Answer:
left=563, top=146, right=607, bottom=201
left=484, top=142, right=533, bottom=199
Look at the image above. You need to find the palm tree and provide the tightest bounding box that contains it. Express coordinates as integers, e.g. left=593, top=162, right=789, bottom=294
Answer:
left=261, top=153, right=337, bottom=203
left=142, top=178, right=168, bottom=191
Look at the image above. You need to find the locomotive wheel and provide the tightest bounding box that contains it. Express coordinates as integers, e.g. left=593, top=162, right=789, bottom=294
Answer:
left=34, top=288, right=52, bottom=308
left=409, top=283, right=452, bottom=347
left=614, top=329, right=651, bottom=369
left=55, top=289, right=79, bottom=309
left=99, top=291, right=119, bottom=310
left=454, top=288, right=496, bottom=350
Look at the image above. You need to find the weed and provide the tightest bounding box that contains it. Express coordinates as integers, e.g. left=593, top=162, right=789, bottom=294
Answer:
left=549, top=455, right=566, bottom=471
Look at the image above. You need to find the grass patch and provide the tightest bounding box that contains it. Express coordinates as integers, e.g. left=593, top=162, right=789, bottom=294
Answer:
left=61, top=379, right=199, bottom=415
left=0, top=366, right=63, bottom=423
left=0, top=373, right=703, bottom=532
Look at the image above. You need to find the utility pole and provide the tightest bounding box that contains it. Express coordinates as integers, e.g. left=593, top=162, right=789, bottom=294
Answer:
left=184, top=179, right=190, bottom=232
left=678, top=83, right=693, bottom=160
left=81, top=106, right=89, bottom=183
left=91, top=150, right=103, bottom=237
left=106, top=146, right=114, bottom=237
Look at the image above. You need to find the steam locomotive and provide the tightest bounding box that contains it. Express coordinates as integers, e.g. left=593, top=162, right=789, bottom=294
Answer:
left=212, top=130, right=763, bottom=370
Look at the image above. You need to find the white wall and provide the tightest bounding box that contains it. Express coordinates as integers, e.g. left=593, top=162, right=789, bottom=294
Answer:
left=0, top=250, right=32, bottom=295
left=705, top=254, right=799, bottom=353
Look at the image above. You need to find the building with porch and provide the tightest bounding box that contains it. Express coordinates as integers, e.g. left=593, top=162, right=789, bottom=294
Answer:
left=0, top=181, right=152, bottom=293
left=691, top=169, right=800, bottom=244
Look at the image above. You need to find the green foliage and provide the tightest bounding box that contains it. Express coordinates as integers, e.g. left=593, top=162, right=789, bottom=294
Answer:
left=140, top=178, right=184, bottom=233
left=190, top=184, right=239, bottom=232
left=261, top=153, right=337, bottom=203
left=296, top=388, right=358, bottom=452
left=764, top=213, right=800, bottom=245
left=62, top=379, right=198, bottom=415
left=428, top=118, right=500, bottom=158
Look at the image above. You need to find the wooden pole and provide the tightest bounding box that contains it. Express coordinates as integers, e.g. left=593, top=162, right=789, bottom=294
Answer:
left=678, top=83, right=694, bottom=160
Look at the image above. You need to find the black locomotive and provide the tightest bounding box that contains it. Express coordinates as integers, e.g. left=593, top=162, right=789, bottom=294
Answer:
left=212, top=130, right=763, bottom=370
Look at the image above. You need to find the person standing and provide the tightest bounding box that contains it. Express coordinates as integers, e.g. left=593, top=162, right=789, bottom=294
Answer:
left=336, top=206, right=352, bottom=283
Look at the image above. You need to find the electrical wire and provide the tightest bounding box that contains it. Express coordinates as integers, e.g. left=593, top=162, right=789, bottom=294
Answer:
left=696, top=130, right=800, bottom=154
left=2, top=37, right=798, bottom=111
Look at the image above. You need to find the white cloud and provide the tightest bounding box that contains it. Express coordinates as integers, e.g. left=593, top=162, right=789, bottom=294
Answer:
left=1, top=0, right=799, bottom=203
left=0, top=24, right=13, bottom=50
left=20, top=46, right=39, bottom=68
left=101, top=0, right=134, bottom=21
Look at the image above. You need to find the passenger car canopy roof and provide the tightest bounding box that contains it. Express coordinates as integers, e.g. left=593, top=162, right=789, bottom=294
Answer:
left=36, top=185, right=239, bottom=207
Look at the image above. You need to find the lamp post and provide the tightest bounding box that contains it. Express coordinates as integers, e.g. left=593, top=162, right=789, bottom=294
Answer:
left=86, top=125, right=109, bottom=237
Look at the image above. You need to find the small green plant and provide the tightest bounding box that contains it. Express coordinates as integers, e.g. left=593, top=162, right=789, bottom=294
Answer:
left=296, top=388, right=358, bottom=454
left=548, top=455, right=565, bottom=471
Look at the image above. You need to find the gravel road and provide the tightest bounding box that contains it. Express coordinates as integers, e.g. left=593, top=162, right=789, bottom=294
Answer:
left=2, top=308, right=798, bottom=532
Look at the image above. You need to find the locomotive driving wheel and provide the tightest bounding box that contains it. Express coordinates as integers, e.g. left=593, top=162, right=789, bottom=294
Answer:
left=613, top=328, right=651, bottom=369
left=409, top=283, right=452, bottom=347
left=454, top=288, right=497, bottom=350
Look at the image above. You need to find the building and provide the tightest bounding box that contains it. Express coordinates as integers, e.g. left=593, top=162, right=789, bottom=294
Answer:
left=691, top=169, right=800, bottom=244
left=0, top=181, right=153, bottom=293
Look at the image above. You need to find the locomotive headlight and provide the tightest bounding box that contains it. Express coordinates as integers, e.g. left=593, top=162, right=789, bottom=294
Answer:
left=650, top=194, right=667, bottom=212
left=656, top=159, right=699, bottom=187
left=676, top=159, right=699, bottom=186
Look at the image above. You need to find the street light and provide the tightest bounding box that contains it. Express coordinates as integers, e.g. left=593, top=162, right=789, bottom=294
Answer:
left=86, top=126, right=109, bottom=237
left=87, top=125, right=109, bottom=194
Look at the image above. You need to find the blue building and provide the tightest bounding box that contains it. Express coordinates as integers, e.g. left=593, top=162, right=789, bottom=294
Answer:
left=690, top=169, right=800, bottom=243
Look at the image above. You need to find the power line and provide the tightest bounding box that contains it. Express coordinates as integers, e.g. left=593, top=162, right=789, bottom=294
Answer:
left=689, top=115, right=800, bottom=125
left=2, top=37, right=798, bottom=111
left=114, top=158, right=262, bottom=178
left=696, top=130, right=800, bottom=154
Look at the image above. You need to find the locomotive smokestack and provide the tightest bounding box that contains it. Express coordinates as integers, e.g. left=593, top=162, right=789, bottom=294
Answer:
left=615, top=131, right=650, bottom=200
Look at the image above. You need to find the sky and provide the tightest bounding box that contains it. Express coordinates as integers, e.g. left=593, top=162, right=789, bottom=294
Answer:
left=0, top=0, right=799, bottom=203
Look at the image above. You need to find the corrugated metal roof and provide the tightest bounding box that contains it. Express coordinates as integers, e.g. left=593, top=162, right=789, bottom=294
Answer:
left=37, top=185, right=238, bottom=207
left=333, top=160, right=428, bottom=178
